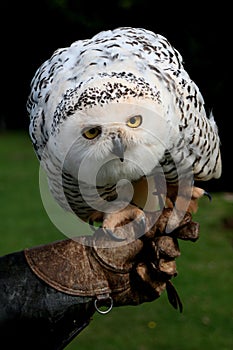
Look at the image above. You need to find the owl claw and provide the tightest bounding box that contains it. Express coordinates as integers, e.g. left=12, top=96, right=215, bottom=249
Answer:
left=136, top=215, right=146, bottom=237
left=204, top=191, right=212, bottom=201
left=166, top=280, right=183, bottom=313
left=103, top=228, right=126, bottom=242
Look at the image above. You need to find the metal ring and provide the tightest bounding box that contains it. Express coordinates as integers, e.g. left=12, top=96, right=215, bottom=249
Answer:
left=94, top=297, right=113, bottom=315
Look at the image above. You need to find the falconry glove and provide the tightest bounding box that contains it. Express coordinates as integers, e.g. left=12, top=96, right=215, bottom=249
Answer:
left=25, top=208, right=199, bottom=313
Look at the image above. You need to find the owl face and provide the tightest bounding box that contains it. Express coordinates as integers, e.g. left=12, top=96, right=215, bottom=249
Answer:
left=56, top=98, right=170, bottom=186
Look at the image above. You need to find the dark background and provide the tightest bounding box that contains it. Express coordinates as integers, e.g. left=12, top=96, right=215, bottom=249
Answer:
left=0, top=0, right=230, bottom=191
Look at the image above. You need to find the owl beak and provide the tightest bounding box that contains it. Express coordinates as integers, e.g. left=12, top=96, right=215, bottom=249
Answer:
left=111, top=135, right=126, bottom=162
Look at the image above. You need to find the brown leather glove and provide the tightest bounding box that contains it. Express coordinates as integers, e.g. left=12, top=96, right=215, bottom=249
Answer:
left=25, top=208, right=199, bottom=314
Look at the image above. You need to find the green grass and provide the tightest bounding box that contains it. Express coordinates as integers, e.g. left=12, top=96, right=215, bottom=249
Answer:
left=0, top=131, right=63, bottom=253
left=0, top=131, right=232, bottom=350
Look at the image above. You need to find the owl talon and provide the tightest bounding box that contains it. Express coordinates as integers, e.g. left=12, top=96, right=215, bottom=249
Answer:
left=204, top=191, right=212, bottom=201
left=136, top=215, right=146, bottom=237
left=103, top=228, right=126, bottom=242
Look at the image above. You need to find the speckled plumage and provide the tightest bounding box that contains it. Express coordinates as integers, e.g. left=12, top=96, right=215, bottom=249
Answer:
left=27, top=27, right=221, bottom=222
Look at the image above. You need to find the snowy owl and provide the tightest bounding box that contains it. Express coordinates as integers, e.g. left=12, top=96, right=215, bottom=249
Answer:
left=27, top=27, right=221, bottom=238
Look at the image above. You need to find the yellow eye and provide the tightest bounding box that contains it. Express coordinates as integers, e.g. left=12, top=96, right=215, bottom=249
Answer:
left=82, top=127, right=101, bottom=139
left=126, top=115, right=142, bottom=128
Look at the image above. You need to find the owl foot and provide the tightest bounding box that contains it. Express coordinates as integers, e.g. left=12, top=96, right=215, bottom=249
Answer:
left=166, top=184, right=211, bottom=214
left=188, top=187, right=211, bottom=213
left=102, top=204, right=146, bottom=241
left=88, top=212, right=127, bottom=241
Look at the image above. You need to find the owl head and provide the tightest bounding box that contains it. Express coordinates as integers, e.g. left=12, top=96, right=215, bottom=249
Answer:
left=48, top=74, right=176, bottom=186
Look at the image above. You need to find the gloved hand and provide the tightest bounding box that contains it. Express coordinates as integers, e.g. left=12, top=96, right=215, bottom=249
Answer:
left=1, top=208, right=199, bottom=349
left=25, top=208, right=199, bottom=314
left=93, top=208, right=199, bottom=312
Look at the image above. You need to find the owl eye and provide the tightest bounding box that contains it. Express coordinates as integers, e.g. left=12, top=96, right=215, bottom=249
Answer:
left=126, top=115, right=142, bottom=128
left=82, top=126, right=102, bottom=139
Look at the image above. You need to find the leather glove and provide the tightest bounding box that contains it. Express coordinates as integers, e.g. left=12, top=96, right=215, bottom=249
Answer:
left=25, top=208, right=199, bottom=314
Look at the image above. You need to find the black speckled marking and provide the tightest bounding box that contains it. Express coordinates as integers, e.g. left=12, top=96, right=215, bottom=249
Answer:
left=51, top=72, right=161, bottom=135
